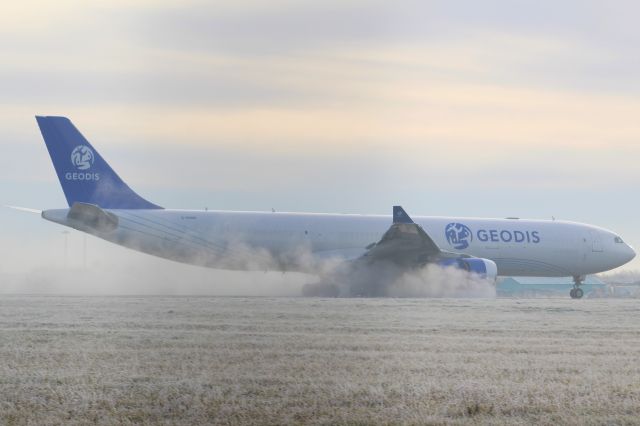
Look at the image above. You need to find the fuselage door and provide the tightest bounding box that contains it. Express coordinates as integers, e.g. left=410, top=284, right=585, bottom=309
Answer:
left=590, top=230, right=603, bottom=252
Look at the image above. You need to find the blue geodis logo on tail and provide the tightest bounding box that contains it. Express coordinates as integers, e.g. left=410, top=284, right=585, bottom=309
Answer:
left=66, top=145, right=99, bottom=181
left=445, top=223, right=473, bottom=249
left=71, top=145, right=95, bottom=170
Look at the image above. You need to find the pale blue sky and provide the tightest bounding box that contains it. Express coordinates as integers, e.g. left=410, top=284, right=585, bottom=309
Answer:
left=2, top=0, right=640, bottom=278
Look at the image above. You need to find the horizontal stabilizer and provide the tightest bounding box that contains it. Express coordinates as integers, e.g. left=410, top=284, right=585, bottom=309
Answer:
left=66, top=202, right=119, bottom=232
left=4, top=205, right=42, bottom=214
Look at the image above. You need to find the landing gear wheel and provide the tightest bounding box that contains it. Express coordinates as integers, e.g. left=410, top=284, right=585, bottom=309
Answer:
left=571, top=275, right=585, bottom=299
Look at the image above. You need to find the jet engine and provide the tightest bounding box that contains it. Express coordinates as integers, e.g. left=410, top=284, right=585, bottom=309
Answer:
left=438, top=257, right=498, bottom=281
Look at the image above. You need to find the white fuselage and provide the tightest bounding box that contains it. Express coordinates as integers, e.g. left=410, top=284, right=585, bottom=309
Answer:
left=42, top=208, right=635, bottom=277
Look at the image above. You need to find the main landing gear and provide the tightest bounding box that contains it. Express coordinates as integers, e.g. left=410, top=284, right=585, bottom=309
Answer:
left=570, top=275, right=585, bottom=299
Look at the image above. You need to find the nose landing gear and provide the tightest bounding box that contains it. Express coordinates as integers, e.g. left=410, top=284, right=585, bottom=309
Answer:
left=570, top=275, right=585, bottom=299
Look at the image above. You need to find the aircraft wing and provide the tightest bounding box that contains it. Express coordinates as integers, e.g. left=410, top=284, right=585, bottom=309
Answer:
left=361, top=206, right=442, bottom=267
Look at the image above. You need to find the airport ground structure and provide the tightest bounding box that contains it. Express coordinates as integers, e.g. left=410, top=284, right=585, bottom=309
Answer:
left=497, top=275, right=640, bottom=298
left=497, top=275, right=607, bottom=297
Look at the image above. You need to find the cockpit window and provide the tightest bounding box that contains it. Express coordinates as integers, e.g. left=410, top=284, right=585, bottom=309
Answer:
left=614, top=236, right=624, bottom=244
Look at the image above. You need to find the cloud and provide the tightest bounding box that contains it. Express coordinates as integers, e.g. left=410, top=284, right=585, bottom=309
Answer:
left=1, top=0, right=639, bottom=272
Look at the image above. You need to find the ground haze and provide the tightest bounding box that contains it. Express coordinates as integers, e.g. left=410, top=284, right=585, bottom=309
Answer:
left=1, top=296, right=639, bottom=424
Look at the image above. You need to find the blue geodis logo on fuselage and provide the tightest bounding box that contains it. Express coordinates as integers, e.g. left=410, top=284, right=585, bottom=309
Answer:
left=445, top=223, right=541, bottom=250
left=445, top=223, right=473, bottom=249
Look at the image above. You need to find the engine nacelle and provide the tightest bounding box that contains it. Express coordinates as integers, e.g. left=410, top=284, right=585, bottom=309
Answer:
left=437, top=257, right=498, bottom=281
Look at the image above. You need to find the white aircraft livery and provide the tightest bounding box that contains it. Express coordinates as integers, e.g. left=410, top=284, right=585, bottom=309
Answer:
left=34, top=116, right=635, bottom=298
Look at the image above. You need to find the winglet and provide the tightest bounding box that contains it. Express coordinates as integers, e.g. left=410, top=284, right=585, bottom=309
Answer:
left=393, top=205, right=414, bottom=224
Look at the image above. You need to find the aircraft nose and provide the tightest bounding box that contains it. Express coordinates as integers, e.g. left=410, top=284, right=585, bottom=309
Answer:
left=625, top=244, right=636, bottom=263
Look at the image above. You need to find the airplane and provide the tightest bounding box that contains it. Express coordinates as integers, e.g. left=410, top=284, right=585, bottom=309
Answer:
left=30, top=116, right=635, bottom=298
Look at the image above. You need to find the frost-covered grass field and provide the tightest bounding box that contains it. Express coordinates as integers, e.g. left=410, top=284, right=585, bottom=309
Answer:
left=1, top=296, right=640, bottom=425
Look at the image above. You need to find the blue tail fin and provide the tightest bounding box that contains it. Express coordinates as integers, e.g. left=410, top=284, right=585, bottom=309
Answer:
left=36, top=116, right=162, bottom=209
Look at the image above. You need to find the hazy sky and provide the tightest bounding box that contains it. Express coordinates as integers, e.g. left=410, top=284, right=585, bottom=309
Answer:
left=2, top=0, right=640, bottom=278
